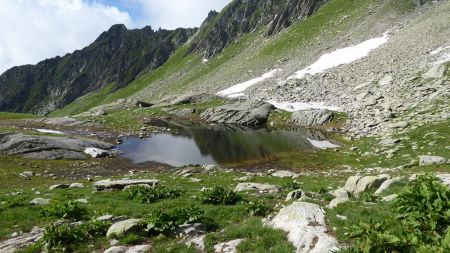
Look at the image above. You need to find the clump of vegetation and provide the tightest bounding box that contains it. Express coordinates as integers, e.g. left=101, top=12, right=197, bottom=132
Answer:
left=343, top=173, right=450, bottom=252
left=146, top=206, right=204, bottom=236
left=283, top=181, right=301, bottom=191
left=126, top=185, right=184, bottom=204
left=119, top=233, right=145, bottom=245
left=40, top=201, right=87, bottom=221
left=199, top=186, right=241, bottom=205
left=245, top=201, right=271, bottom=216
left=0, top=196, right=27, bottom=210
left=43, top=220, right=110, bottom=252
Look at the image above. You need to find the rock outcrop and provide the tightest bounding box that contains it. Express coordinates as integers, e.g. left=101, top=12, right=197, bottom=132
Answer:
left=0, top=227, right=44, bottom=253
left=0, top=133, right=113, bottom=159
left=93, top=179, right=159, bottom=191
left=291, top=110, right=334, bottom=126
left=200, top=100, right=274, bottom=126
left=266, top=202, right=339, bottom=253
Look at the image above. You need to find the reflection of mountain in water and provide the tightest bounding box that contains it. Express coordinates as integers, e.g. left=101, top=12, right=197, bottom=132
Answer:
left=140, top=119, right=330, bottom=165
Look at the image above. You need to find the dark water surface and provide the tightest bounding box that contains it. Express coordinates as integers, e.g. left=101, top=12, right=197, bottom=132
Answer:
left=118, top=120, right=338, bottom=167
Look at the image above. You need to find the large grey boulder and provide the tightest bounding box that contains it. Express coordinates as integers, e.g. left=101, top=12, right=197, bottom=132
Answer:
left=0, top=227, right=44, bottom=253
left=200, top=100, right=274, bottom=126
left=94, top=179, right=159, bottom=191
left=291, top=110, right=334, bottom=127
left=0, top=133, right=113, bottom=160
left=234, top=183, right=281, bottom=194
left=419, top=155, right=447, bottom=166
left=266, top=202, right=339, bottom=253
left=343, top=175, right=390, bottom=198
left=106, top=219, right=143, bottom=238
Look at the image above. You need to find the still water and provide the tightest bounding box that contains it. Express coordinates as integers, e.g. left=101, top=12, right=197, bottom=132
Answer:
left=118, top=120, right=338, bottom=167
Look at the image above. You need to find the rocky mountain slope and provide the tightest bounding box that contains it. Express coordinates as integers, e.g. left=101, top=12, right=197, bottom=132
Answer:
left=0, top=25, right=195, bottom=115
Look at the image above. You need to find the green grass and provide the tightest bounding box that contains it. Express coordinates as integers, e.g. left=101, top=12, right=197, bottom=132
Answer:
left=0, top=112, right=41, bottom=120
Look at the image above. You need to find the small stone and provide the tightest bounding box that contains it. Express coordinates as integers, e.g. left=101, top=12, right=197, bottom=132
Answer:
left=69, top=183, right=85, bottom=188
left=336, top=214, right=348, bottom=221
left=106, top=219, right=143, bottom=238
left=419, top=155, right=446, bottom=166
left=327, top=198, right=349, bottom=209
left=285, top=189, right=305, bottom=201
left=29, top=198, right=51, bottom=205
left=214, top=239, right=243, bottom=253
left=49, top=184, right=69, bottom=191
left=382, top=194, right=398, bottom=202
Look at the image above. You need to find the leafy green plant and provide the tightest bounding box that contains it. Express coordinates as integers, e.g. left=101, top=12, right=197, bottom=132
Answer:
left=43, top=220, right=110, bottom=252
left=283, top=181, right=301, bottom=191
left=199, top=186, right=241, bottom=205
left=359, top=192, right=381, bottom=203
left=342, top=173, right=450, bottom=252
left=119, top=233, right=144, bottom=245
left=245, top=201, right=271, bottom=216
left=40, top=201, right=87, bottom=221
left=146, top=206, right=204, bottom=236
left=126, top=185, right=184, bottom=204
left=0, top=196, right=27, bottom=210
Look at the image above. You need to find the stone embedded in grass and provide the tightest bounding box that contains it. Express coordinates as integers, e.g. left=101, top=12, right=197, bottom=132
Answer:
left=286, top=189, right=305, bottom=201
left=69, top=183, right=85, bottom=188
left=329, top=188, right=349, bottom=199
left=419, top=155, right=447, bottom=166
left=343, top=174, right=390, bottom=198
left=106, top=219, right=144, bottom=238
left=234, top=183, right=282, bottom=194
left=214, top=239, right=244, bottom=253
left=381, top=194, right=398, bottom=202
left=29, top=198, right=50, bottom=205
left=379, top=138, right=400, bottom=146
left=374, top=178, right=399, bottom=196
left=103, top=244, right=152, bottom=253
left=265, top=202, right=339, bottom=253
left=327, top=198, right=349, bottom=209
left=0, top=227, right=44, bottom=253
left=49, top=184, right=70, bottom=191
left=270, top=170, right=300, bottom=178
left=19, top=171, right=34, bottom=178
left=93, top=179, right=159, bottom=191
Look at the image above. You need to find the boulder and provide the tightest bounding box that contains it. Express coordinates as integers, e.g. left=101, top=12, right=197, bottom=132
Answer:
left=29, top=198, right=50, bottom=205
left=0, top=227, right=44, bottom=253
left=200, top=100, right=274, bottom=126
left=374, top=179, right=398, bottom=196
left=84, top=148, right=110, bottom=158
left=0, top=133, right=113, bottom=160
left=382, top=194, right=398, bottom=202
left=291, top=110, right=334, bottom=126
left=69, top=183, right=85, bottom=188
left=271, top=170, right=299, bottom=178
left=94, top=179, right=159, bottom=191
left=343, top=176, right=362, bottom=193
left=327, top=198, right=349, bottom=209
left=343, top=175, right=390, bottom=198
left=135, top=101, right=154, bottom=108
left=419, top=155, right=446, bottom=166
left=49, top=184, right=70, bottom=191
left=19, top=171, right=34, bottom=178
left=329, top=188, right=349, bottom=199
left=234, top=183, right=281, bottom=194
left=104, top=245, right=152, bottom=253
left=437, top=174, right=450, bottom=186
left=423, top=63, right=448, bottom=79
left=214, top=239, right=243, bottom=253
left=266, top=202, right=339, bottom=253
left=106, top=219, right=143, bottom=238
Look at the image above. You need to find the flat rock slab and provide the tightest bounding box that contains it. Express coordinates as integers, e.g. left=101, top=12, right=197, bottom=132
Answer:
left=0, top=133, right=113, bottom=160
left=291, top=110, right=334, bottom=126
left=94, top=179, right=159, bottom=191
left=30, top=117, right=100, bottom=128
left=234, top=183, right=282, bottom=194
left=266, top=202, right=339, bottom=253
left=214, top=239, right=243, bottom=253
left=107, top=219, right=144, bottom=238
left=0, top=227, right=44, bottom=253
left=200, top=100, right=274, bottom=126
left=104, top=245, right=152, bottom=253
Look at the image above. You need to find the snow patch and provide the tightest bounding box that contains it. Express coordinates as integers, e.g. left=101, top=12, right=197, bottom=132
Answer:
left=268, top=100, right=343, bottom=112
left=217, top=69, right=282, bottom=97
left=36, top=129, right=64, bottom=135
left=288, top=32, right=390, bottom=80
left=308, top=138, right=340, bottom=149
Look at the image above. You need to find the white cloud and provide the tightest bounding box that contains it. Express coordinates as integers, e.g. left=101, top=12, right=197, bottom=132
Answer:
left=133, top=0, right=230, bottom=29
left=0, top=0, right=132, bottom=74
left=0, top=0, right=231, bottom=74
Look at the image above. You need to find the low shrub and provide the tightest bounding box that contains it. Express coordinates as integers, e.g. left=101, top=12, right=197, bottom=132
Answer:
left=40, top=201, right=87, bottom=221
left=245, top=201, right=271, bottom=216
left=343, top=173, right=450, bottom=252
left=146, top=205, right=204, bottom=236
left=283, top=181, right=301, bottom=191
left=199, top=186, right=241, bottom=205
left=43, top=220, right=110, bottom=252
left=126, top=185, right=184, bottom=204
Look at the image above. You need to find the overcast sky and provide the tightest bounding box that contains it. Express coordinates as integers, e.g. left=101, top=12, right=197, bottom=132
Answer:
left=0, top=0, right=230, bottom=74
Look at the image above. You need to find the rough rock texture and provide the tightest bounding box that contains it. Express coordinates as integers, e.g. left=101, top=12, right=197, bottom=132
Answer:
left=291, top=110, right=334, bottom=126
left=0, top=25, right=196, bottom=115
left=29, top=198, right=50, bottom=205
left=214, top=239, right=243, bottom=253
left=271, top=170, right=300, bottom=178
left=327, top=198, right=349, bottom=209
left=106, top=219, right=143, bottom=238
left=286, top=189, right=305, bottom=201
left=0, top=227, right=44, bottom=253
left=104, top=245, right=152, bottom=253
left=84, top=148, right=111, bottom=158
left=266, top=202, right=339, bottom=253
left=200, top=100, right=274, bottom=126
left=234, top=183, right=281, bottom=194
left=0, top=133, right=113, bottom=160
left=190, top=0, right=327, bottom=58
left=419, top=155, right=447, bottom=166
left=94, top=179, right=159, bottom=191
left=344, top=175, right=390, bottom=198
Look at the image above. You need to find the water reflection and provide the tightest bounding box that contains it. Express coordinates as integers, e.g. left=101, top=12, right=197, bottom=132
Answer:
left=118, top=119, right=336, bottom=166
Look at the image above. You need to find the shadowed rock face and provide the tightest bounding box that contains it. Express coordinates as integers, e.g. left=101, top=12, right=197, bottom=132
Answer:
left=0, top=25, right=196, bottom=115
left=190, top=0, right=327, bottom=58
left=0, top=133, right=113, bottom=159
